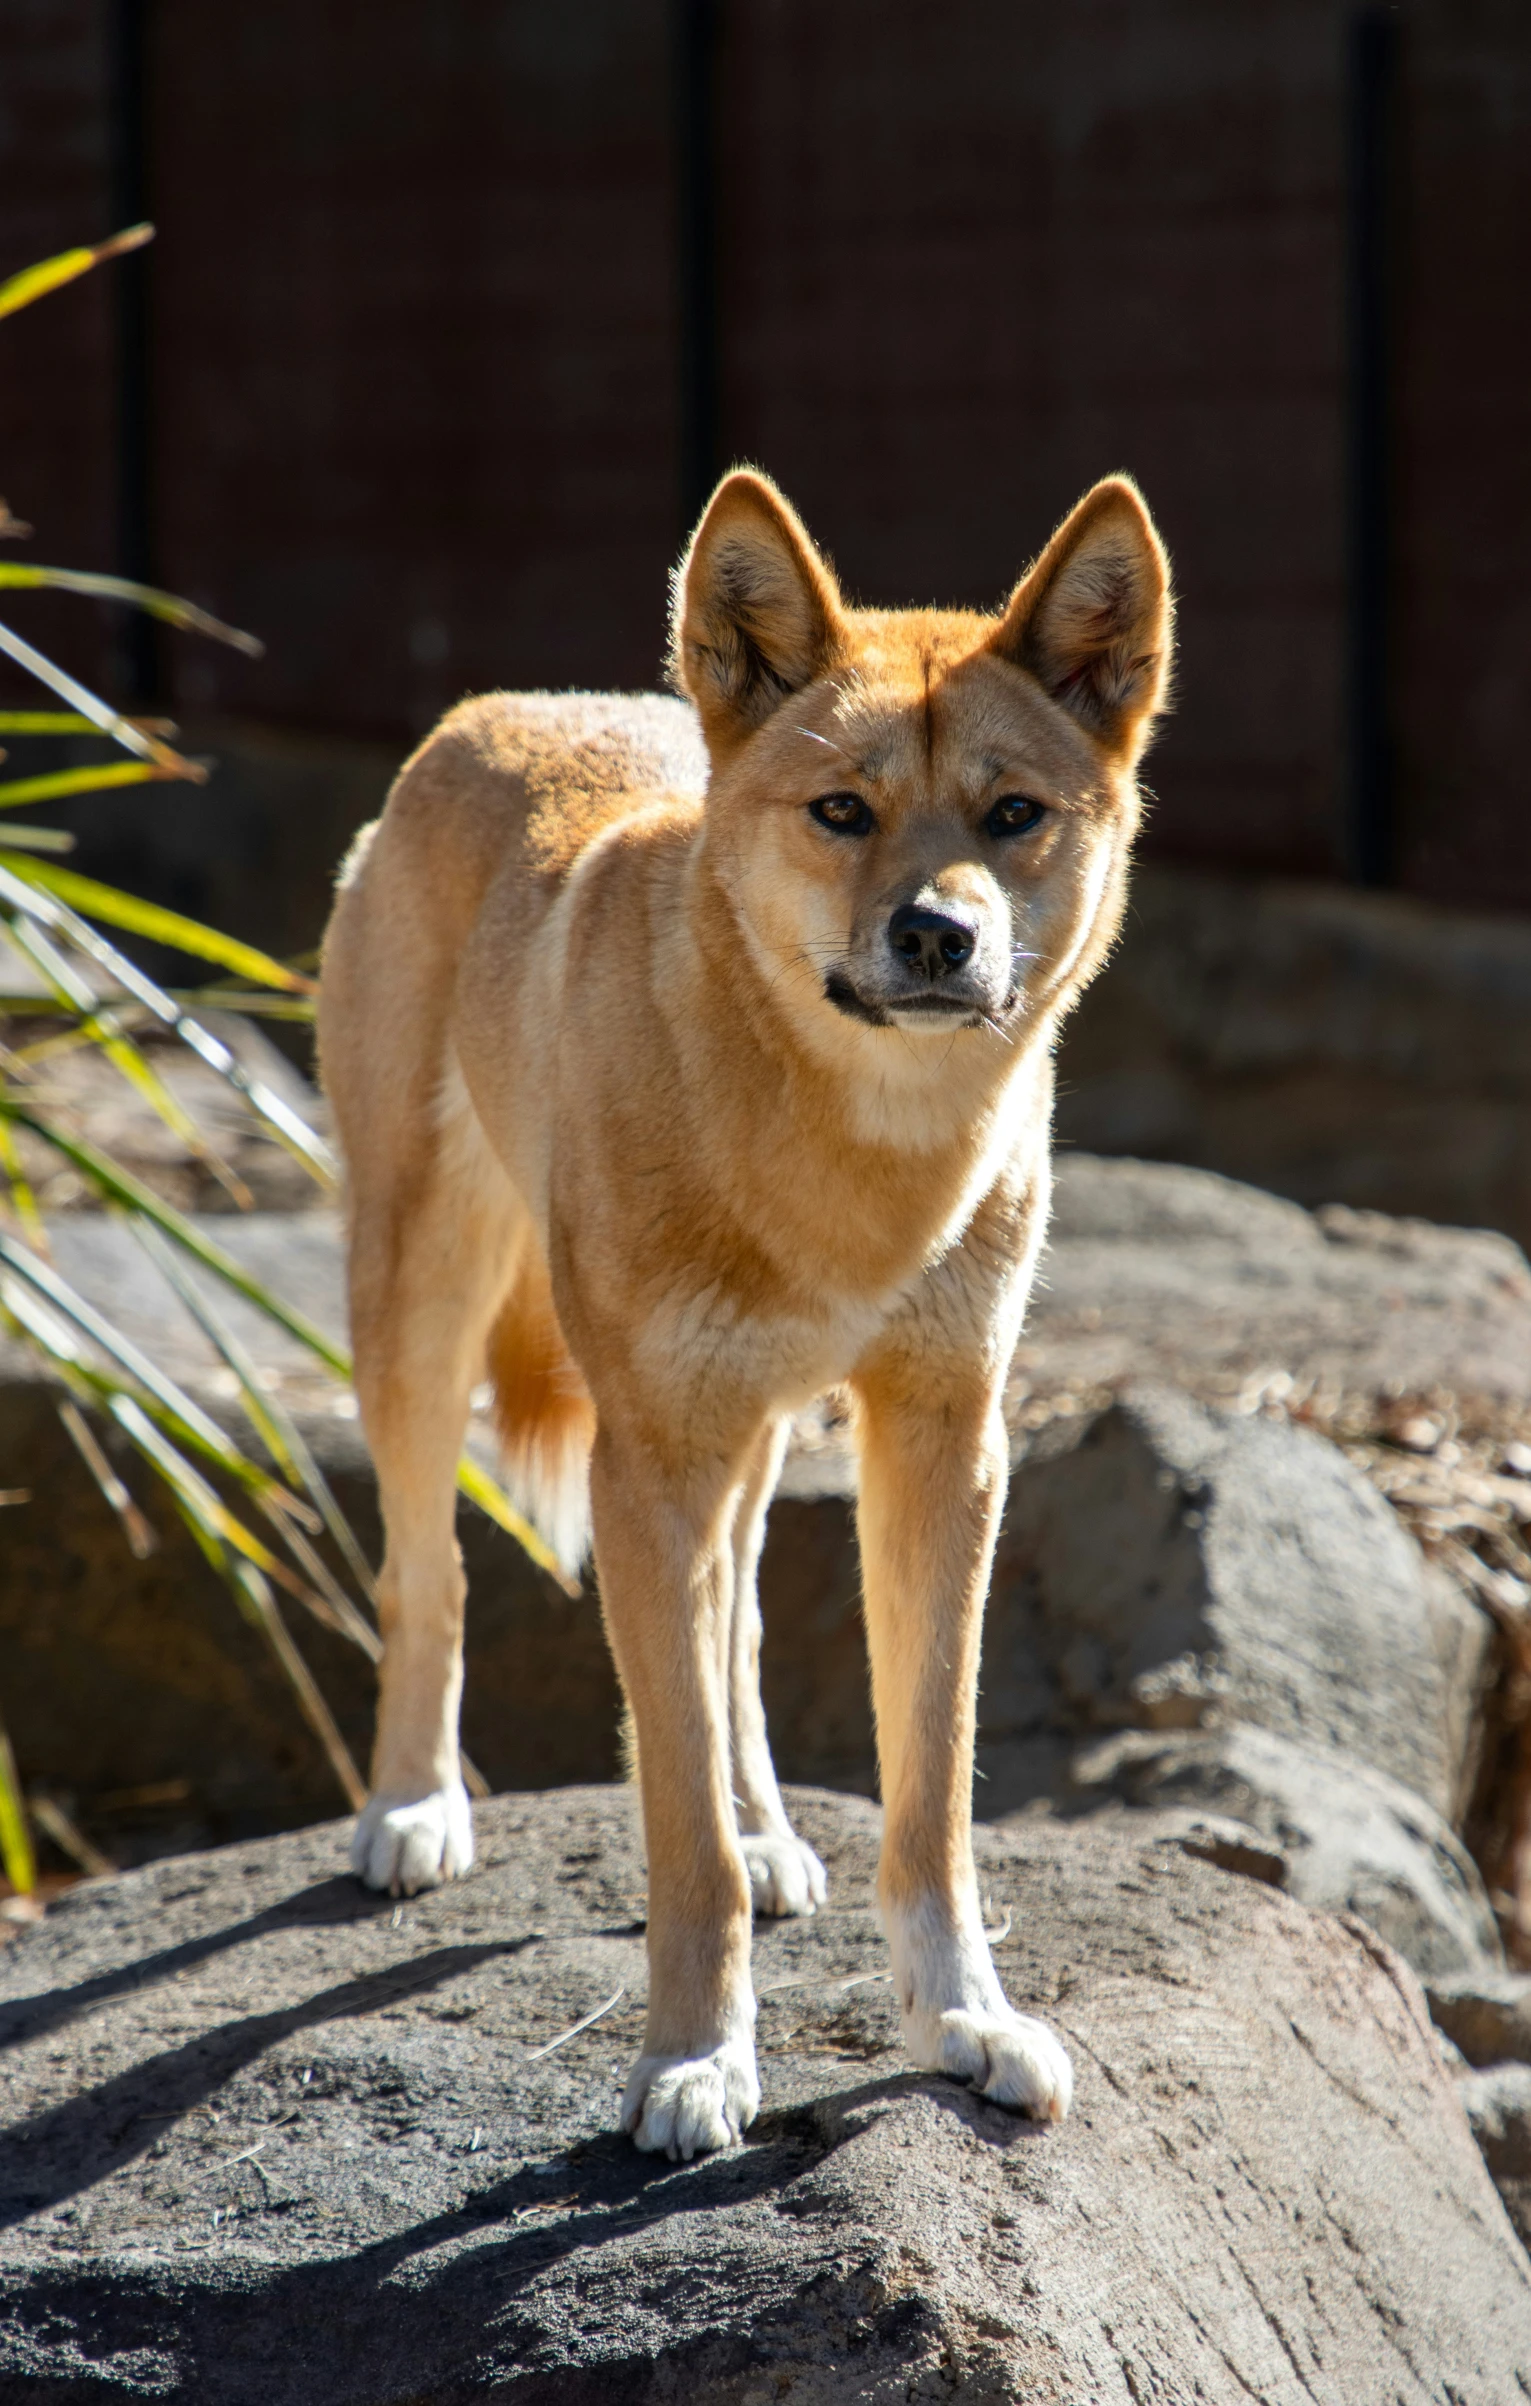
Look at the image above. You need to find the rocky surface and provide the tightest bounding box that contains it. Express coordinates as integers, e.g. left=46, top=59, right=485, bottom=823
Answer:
left=1065, top=1723, right=1500, bottom=1977
left=3, top=1787, right=1529, bottom=2404
left=1459, top=2062, right=1531, bottom=2250
left=1426, top=1967, right=1531, bottom=2067
left=1053, top=861, right=1531, bottom=1253
left=1025, top=1150, right=1531, bottom=1408
left=987, top=1384, right=1491, bottom=1823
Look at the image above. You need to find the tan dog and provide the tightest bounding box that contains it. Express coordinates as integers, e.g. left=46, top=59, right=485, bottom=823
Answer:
left=317, top=468, right=1171, bottom=2159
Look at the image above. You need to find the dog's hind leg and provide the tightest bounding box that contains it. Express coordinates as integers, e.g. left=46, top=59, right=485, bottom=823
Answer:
left=346, top=1104, right=520, bottom=1895
left=727, top=1418, right=828, bottom=1918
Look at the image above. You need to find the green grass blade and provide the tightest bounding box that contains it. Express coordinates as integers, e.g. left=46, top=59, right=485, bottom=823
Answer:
left=0, top=712, right=101, bottom=734
left=131, top=1218, right=301, bottom=1480
left=0, top=567, right=262, bottom=657
left=131, top=1213, right=380, bottom=1616
left=256, top=1501, right=380, bottom=1660
left=0, top=224, right=152, bottom=322
left=456, top=1450, right=572, bottom=1590
left=129, top=1430, right=365, bottom=1812
left=55, top=1395, right=157, bottom=1559
left=226, top=1564, right=366, bottom=1811
left=166, top=989, right=317, bottom=1023
left=0, top=1107, right=563, bottom=1583
left=0, top=620, right=200, bottom=776
left=0, top=1276, right=290, bottom=1517
left=0, top=826, right=76, bottom=853
left=0, top=1115, right=45, bottom=1249
left=2, top=912, right=249, bottom=1204
left=106, top=1390, right=302, bottom=1589
left=0, top=1226, right=243, bottom=1469
left=0, top=861, right=333, bottom=1182
left=83, top=1022, right=247, bottom=1201
left=0, top=763, right=168, bottom=812
left=0, top=856, right=314, bottom=991
left=0, top=1708, right=36, bottom=1893
left=0, top=1102, right=349, bottom=1369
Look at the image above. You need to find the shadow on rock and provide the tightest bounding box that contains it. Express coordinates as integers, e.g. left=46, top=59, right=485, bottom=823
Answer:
left=1, top=1939, right=540, bottom=2226
left=0, top=1875, right=404, bottom=2056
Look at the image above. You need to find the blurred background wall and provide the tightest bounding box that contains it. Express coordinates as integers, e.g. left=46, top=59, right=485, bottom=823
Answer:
left=2, top=0, right=1530, bottom=1234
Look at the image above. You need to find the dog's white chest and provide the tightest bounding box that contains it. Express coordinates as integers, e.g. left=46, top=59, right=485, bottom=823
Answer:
left=633, top=1280, right=904, bottom=1416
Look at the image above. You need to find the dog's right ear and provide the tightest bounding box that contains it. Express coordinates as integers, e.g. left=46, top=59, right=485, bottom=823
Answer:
left=670, top=470, right=847, bottom=755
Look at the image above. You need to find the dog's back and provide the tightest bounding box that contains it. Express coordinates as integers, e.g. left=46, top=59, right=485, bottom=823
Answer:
left=319, top=690, right=707, bottom=1580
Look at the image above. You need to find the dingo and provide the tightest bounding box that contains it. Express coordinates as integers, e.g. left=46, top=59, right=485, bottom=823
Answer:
left=318, top=469, right=1171, bottom=2158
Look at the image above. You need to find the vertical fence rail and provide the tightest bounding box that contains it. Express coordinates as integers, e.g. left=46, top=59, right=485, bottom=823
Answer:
left=107, top=0, right=158, bottom=706
left=673, top=0, right=720, bottom=537
left=1344, top=6, right=1399, bottom=887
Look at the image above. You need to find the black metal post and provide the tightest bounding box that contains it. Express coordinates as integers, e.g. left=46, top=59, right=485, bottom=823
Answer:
left=674, top=0, right=720, bottom=537
left=107, top=0, right=158, bottom=704
left=1343, top=6, right=1398, bottom=886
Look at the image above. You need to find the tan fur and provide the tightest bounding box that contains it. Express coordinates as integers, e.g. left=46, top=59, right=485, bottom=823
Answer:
left=317, top=470, right=1173, bottom=2157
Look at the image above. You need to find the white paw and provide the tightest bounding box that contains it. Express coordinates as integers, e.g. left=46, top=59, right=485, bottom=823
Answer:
left=620, top=2036, right=760, bottom=2160
left=907, top=2004, right=1073, bottom=2123
left=742, top=1830, right=828, bottom=1918
left=351, top=1784, right=473, bottom=1895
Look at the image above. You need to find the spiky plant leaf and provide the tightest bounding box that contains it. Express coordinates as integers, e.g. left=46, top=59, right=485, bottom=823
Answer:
left=0, top=763, right=170, bottom=811
left=0, top=223, right=151, bottom=322
left=0, top=855, right=314, bottom=992
left=0, top=566, right=261, bottom=656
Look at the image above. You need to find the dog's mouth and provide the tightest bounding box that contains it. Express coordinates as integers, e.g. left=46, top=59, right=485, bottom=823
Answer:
left=823, top=972, right=1019, bottom=1031
left=886, top=994, right=980, bottom=1019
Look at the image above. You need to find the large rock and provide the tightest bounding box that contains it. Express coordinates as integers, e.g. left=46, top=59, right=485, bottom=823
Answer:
left=1426, top=1968, right=1531, bottom=2067
left=1458, top=2063, right=1531, bottom=2251
left=1028, top=1149, right=1531, bottom=1406
left=2, top=1788, right=1528, bottom=2402
left=980, top=1384, right=1491, bottom=1825
left=1064, top=1723, right=1501, bottom=1978
left=1053, top=860, right=1531, bottom=1255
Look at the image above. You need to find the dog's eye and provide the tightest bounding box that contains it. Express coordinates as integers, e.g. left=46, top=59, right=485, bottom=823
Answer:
left=985, top=794, right=1047, bottom=839
left=810, top=792, right=875, bottom=837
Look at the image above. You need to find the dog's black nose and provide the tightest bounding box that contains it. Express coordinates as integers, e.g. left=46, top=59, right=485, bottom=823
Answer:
left=887, top=902, right=976, bottom=980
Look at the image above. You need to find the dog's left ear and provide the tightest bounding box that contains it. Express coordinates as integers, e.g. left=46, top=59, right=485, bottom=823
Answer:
left=989, top=477, right=1173, bottom=758
left=670, top=469, right=848, bottom=755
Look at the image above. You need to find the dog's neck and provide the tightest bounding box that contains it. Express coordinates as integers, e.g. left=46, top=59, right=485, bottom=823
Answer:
left=656, top=845, right=1057, bottom=1301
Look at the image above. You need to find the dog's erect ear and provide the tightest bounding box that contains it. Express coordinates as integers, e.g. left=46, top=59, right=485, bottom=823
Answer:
left=989, top=477, right=1173, bottom=757
left=670, top=470, right=847, bottom=752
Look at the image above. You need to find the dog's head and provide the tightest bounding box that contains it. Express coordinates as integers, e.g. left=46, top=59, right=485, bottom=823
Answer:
left=672, top=469, right=1172, bottom=1070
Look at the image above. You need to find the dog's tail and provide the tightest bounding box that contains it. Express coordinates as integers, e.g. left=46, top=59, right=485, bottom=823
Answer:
left=485, top=1246, right=595, bottom=1583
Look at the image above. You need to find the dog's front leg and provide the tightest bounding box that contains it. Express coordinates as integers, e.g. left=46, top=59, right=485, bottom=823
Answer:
left=852, top=1360, right=1073, bottom=2123
left=591, top=1425, right=759, bottom=2160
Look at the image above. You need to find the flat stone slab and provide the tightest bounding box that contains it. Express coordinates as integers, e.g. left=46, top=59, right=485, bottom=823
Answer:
left=1025, top=1153, right=1531, bottom=1409
left=2, top=1789, right=1527, bottom=2402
